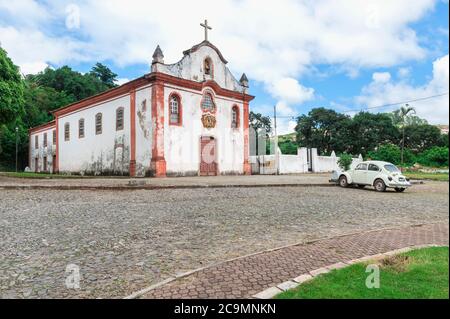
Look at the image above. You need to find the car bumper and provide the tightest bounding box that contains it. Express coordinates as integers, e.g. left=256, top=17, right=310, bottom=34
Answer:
left=388, top=182, right=411, bottom=188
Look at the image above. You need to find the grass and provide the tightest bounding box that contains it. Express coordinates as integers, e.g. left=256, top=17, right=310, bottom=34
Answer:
left=0, top=172, right=127, bottom=179
left=403, top=171, right=449, bottom=182
left=275, top=246, right=449, bottom=299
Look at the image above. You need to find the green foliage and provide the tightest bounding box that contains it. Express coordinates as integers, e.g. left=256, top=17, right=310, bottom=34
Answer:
left=1, top=62, right=116, bottom=170
left=276, top=247, right=449, bottom=299
left=416, top=147, right=449, bottom=167
left=404, top=124, right=443, bottom=153
left=27, top=65, right=113, bottom=102
left=389, top=109, right=428, bottom=126
left=279, top=139, right=298, bottom=155
left=348, top=112, right=399, bottom=156
left=249, top=111, right=271, bottom=136
left=295, top=108, right=352, bottom=155
left=367, top=144, right=415, bottom=166
left=89, top=63, right=118, bottom=89
left=0, top=48, right=25, bottom=125
left=439, top=134, right=449, bottom=148
left=337, top=153, right=353, bottom=171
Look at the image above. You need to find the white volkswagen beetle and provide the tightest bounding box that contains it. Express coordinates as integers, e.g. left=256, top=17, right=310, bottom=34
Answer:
left=337, top=161, right=411, bottom=192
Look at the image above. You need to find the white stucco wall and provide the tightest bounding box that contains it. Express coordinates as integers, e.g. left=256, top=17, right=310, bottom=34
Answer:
left=164, top=84, right=245, bottom=176
left=29, top=126, right=56, bottom=173
left=158, top=45, right=244, bottom=93
left=135, top=85, right=153, bottom=176
left=58, top=94, right=131, bottom=175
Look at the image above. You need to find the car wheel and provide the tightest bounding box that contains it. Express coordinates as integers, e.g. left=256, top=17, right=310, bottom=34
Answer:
left=395, top=188, right=406, bottom=193
left=339, top=176, right=348, bottom=188
left=357, top=184, right=365, bottom=189
left=374, top=179, right=386, bottom=192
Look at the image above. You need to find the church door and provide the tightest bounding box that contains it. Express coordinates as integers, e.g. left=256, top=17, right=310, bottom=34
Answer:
left=200, top=136, right=217, bottom=176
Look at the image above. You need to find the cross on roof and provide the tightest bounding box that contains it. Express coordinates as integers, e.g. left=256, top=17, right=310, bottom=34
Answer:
left=200, top=19, right=212, bottom=41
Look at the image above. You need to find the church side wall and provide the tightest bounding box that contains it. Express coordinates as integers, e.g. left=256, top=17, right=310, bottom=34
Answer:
left=57, top=94, right=131, bottom=175
left=134, top=85, right=153, bottom=176
left=29, top=126, right=56, bottom=173
left=163, top=84, right=245, bottom=176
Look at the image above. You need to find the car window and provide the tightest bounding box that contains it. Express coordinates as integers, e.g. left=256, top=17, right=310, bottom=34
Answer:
left=355, top=163, right=368, bottom=171
left=384, top=164, right=400, bottom=173
left=368, top=164, right=380, bottom=172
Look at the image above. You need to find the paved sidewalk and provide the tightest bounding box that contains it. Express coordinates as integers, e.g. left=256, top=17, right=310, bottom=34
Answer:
left=137, top=222, right=449, bottom=299
left=0, top=174, right=331, bottom=190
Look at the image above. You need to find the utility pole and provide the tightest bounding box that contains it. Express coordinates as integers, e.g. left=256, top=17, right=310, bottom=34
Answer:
left=274, top=105, right=279, bottom=175
left=15, top=126, right=19, bottom=172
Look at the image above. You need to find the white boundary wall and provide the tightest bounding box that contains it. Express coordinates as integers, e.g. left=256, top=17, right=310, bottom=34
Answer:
left=250, top=148, right=363, bottom=174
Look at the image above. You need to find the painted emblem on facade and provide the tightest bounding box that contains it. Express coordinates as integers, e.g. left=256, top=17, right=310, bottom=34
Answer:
left=201, top=114, right=216, bottom=129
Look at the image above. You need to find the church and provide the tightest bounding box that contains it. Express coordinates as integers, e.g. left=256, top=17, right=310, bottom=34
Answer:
left=28, top=21, right=254, bottom=177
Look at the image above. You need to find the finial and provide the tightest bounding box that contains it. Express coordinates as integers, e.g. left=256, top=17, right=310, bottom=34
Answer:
left=152, top=45, right=164, bottom=64
left=240, top=73, right=249, bottom=87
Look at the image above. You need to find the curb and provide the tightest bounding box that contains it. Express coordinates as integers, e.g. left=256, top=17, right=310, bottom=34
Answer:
left=0, top=183, right=335, bottom=191
left=122, top=221, right=448, bottom=299
left=252, top=244, right=447, bottom=299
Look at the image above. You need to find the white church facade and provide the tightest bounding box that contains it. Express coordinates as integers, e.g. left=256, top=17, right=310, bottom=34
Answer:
left=29, top=22, right=254, bottom=177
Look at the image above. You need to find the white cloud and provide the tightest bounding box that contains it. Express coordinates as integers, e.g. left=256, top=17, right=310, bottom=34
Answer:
left=356, top=54, right=449, bottom=124
left=268, top=78, right=315, bottom=104
left=0, top=0, right=443, bottom=133
left=372, top=72, right=392, bottom=83
left=0, top=1, right=437, bottom=80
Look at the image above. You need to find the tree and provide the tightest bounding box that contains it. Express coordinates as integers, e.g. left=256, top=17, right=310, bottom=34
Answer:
left=337, top=153, right=353, bottom=171
left=389, top=109, right=427, bottom=127
left=89, top=63, right=118, bottom=89
left=417, top=147, right=449, bottom=167
left=398, top=104, right=416, bottom=165
left=295, top=108, right=352, bottom=155
left=0, top=47, right=24, bottom=125
left=367, top=144, right=415, bottom=166
left=403, top=124, right=443, bottom=153
left=348, top=112, right=399, bottom=156
left=249, top=111, right=271, bottom=155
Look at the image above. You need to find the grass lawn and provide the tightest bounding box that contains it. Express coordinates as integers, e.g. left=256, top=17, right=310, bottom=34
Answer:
left=404, top=171, right=449, bottom=182
left=0, top=172, right=92, bottom=179
left=275, top=246, right=449, bottom=299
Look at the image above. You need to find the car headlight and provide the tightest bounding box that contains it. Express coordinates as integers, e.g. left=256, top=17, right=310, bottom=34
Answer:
left=388, top=176, right=393, bottom=181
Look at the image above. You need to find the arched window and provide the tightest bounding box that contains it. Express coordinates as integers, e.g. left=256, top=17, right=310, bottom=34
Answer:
left=201, top=91, right=216, bottom=113
left=231, top=105, right=240, bottom=129
left=64, top=123, right=70, bottom=141
left=204, top=58, right=213, bottom=77
left=116, top=107, right=124, bottom=131
left=95, top=113, right=102, bottom=135
left=169, top=93, right=182, bottom=125
left=79, top=118, right=85, bottom=138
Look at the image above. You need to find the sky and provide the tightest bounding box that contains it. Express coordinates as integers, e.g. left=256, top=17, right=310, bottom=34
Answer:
left=0, top=0, right=448, bottom=134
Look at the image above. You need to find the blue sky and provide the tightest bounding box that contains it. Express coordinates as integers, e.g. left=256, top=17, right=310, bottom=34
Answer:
left=0, top=0, right=448, bottom=133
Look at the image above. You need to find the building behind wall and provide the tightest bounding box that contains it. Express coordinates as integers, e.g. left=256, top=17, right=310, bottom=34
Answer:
left=29, top=28, right=254, bottom=177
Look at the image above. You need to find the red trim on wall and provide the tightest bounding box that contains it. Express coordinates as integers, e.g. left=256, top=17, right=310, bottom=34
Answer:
left=150, top=81, right=167, bottom=177
left=146, top=73, right=254, bottom=102
left=168, top=92, right=183, bottom=126
left=243, top=100, right=251, bottom=175
left=29, top=120, right=56, bottom=134
left=130, top=89, right=137, bottom=177
left=52, top=76, right=149, bottom=117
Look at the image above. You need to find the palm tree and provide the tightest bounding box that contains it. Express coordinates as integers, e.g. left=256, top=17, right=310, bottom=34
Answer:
left=399, top=104, right=416, bottom=165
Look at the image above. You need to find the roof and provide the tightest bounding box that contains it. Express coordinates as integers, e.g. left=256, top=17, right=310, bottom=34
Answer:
left=183, top=40, right=228, bottom=64
left=360, top=160, right=395, bottom=166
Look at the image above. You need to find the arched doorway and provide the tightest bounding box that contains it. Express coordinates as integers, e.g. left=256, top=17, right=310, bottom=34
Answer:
left=200, top=136, right=217, bottom=176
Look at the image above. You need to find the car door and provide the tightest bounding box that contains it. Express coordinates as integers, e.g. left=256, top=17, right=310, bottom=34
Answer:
left=352, top=163, right=368, bottom=184
left=366, top=163, right=381, bottom=185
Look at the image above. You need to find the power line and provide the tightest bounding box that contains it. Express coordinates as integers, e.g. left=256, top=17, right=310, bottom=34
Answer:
left=265, top=92, right=449, bottom=120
